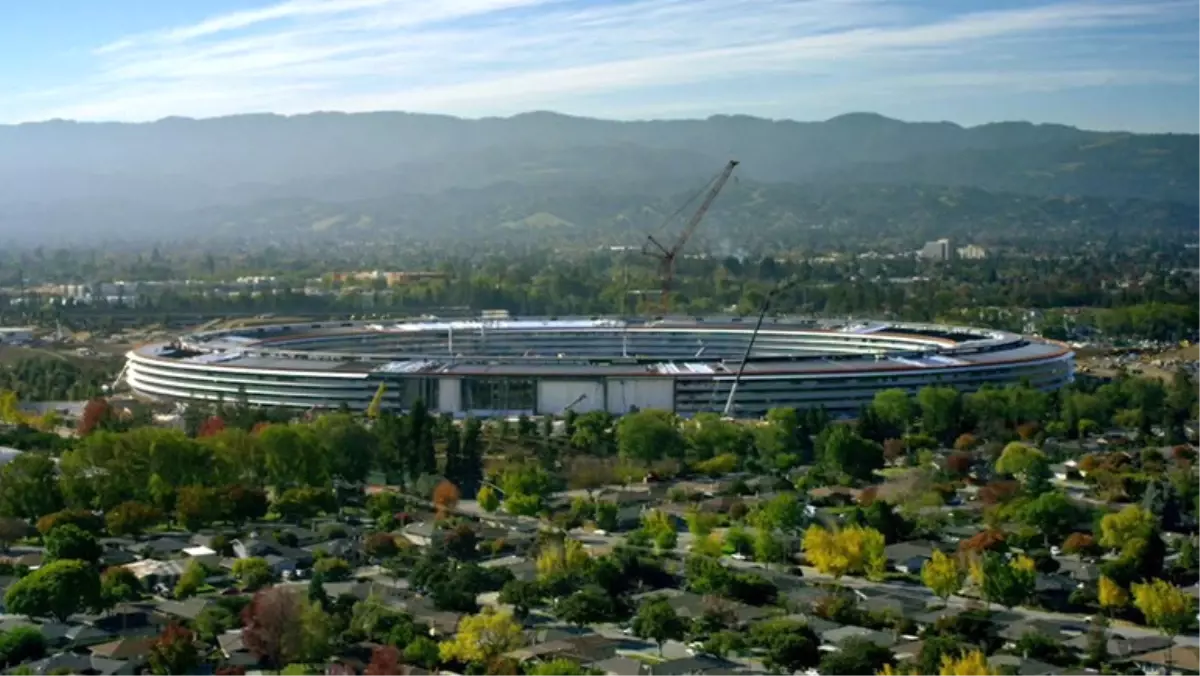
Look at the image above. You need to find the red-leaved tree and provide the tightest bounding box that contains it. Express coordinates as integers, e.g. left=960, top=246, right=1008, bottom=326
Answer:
left=946, top=452, right=973, bottom=477
left=432, top=480, right=461, bottom=519
left=78, top=397, right=112, bottom=435
left=959, top=528, right=1007, bottom=555
left=198, top=415, right=227, bottom=438
left=241, top=587, right=305, bottom=668
left=365, top=645, right=406, bottom=675
left=148, top=623, right=200, bottom=676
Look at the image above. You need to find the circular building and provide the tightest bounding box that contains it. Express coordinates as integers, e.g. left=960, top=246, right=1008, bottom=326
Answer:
left=123, top=317, right=1074, bottom=418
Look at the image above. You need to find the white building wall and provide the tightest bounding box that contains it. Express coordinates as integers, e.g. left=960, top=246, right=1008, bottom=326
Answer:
left=437, top=377, right=462, bottom=413
left=606, top=378, right=675, bottom=414
left=536, top=380, right=605, bottom=415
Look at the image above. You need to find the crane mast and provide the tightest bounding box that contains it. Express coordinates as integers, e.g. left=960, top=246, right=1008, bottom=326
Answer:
left=643, top=160, right=739, bottom=314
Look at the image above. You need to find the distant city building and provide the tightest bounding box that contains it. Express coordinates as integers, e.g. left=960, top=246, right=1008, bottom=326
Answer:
left=919, top=239, right=951, bottom=261
left=957, top=244, right=988, bottom=260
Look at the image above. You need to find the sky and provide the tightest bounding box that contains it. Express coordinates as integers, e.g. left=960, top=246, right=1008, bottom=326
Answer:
left=2, top=0, right=1197, bottom=131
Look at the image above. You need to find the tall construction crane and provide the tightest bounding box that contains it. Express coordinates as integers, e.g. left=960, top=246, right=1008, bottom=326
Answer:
left=642, top=160, right=739, bottom=314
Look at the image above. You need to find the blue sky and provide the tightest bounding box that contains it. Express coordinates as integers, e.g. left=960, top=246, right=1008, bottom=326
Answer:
left=3, top=0, right=1197, bottom=131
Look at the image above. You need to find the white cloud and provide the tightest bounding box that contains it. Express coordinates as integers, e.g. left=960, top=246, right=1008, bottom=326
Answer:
left=9, top=0, right=1197, bottom=123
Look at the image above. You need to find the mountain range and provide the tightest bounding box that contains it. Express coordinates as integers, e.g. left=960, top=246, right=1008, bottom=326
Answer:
left=0, top=111, right=1195, bottom=247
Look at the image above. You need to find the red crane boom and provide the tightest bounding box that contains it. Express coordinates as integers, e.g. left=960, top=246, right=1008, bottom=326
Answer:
left=642, top=160, right=739, bottom=314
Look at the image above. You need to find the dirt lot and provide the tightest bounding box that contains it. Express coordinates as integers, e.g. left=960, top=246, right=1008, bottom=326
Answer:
left=1077, top=344, right=1199, bottom=381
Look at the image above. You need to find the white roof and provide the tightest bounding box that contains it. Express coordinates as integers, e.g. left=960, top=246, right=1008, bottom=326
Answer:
left=184, top=546, right=217, bottom=557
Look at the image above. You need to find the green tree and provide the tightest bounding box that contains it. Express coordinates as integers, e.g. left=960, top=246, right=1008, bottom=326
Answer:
left=4, top=559, right=101, bottom=622
left=754, top=528, right=787, bottom=568
left=617, top=410, right=685, bottom=463
left=818, top=425, right=884, bottom=482
left=979, top=553, right=1036, bottom=610
left=232, top=557, right=275, bottom=591
left=43, top=524, right=102, bottom=565
left=632, top=596, right=685, bottom=656
left=818, top=636, right=894, bottom=675
left=917, top=387, right=964, bottom=444
left=556, top=586, right=618, bottom=627
left=174, top=560, right=207, bottom=599
left=753, top=620, right=820, bottom=675
left=0, top=454, right=63, bottom=520
left=100, top=566, right=142, bottom=607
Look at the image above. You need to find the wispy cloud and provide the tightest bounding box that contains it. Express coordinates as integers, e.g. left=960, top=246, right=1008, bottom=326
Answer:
left=8, top=0, right=1197, bottom=124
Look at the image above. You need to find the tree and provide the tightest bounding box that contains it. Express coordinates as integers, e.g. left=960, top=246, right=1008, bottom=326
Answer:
left=556, top=586, right=618, bottom=627
left=818, top=425, right=884, bottom=482
left=78, top=398, right=114, bottom=435
left=617, top=410, right=685, bottom=462
left=692, top=532, right=724, bottom=558
left=752, top=620, right=820, bottom=674
left=174, top=560, right=207, bottom=599
left=43, top=524, right=102, bottom=565
left=232, top=557, right=274, bottom=591
left=921, top=550, right=964, bottom=604
left=367, top=383, right=387, bottom=419
left=476, top=485, right=500, bottom=513
left=175, top=485, right=222, bottom=531
left=528, top=658, right=592, bottom=675
left=1099, top=505, right=1156, bottom=560
left=148, top=624, right=200, bottom=675
left=313, top=557, right=352, bottom=582
left=365, top=645, right=404, bottom=675
left=939, top=649, right=996, bottom=676
left=437, top=608, right=524, bottom=665
left=298, top=598, right=335, bottom=663
left=105, top=501, right=163, bottom=539
left=632, top=596, right=685, bottom=656
left=100, top=566, right=142, bottom=607
left=1062, top=532, right=1099, bottom=557
left=404, top=637, right=440, bottom=670
left=364, top=532, right=399, bottom=559
left=1098, top=575, right=1129, bottom=615
left=0, top=454, right=63, bottom=520
left=917, top=387, right=964, bottom=444
left=432, top=480, right=461, bottom=518
left=1132, top=578, right=1195, bottom=668
left=536, top=539, right=589, bottom=579
left=979, top=553, right=1036, bottom=610
left=4, top=559, right=101, bottom=622
left=197, top=415, right=227, bottom=438
left=1017, top=492, right=1083, bottom=547
left=994, top=442, right=1045, bottom=478
left=871, top=389, right=913, bottom=437
left=242, top=587, right=306, bottom=669
left=749, top=528, right=785, bottom=566
left=801, top=525, right=885, bottom=579
left=499, top=579, right=544, bottom=620
left=0, top=625, right=46, bottom=667
left=817, top=636, right=893, bottom=674
left=0, top=517, right=27, bottom=551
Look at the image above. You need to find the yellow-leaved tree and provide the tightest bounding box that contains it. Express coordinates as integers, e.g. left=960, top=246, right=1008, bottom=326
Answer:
left=366, top=383, right=387, bottom=419
left=921, top=550, right=965, bottom=604
left=1099, top=505, right=1156, bottom=560
left=940, top=649, right=996, bottom=676
left=438, top=608, right=524, bottom=666
left=1098, top=575, right=1129, bottom=615
left=536, top=538, right=589, bottom=579
left=1132, top=578, right=1196, bottom=670
left=802, top=525, right=886, bottom=579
